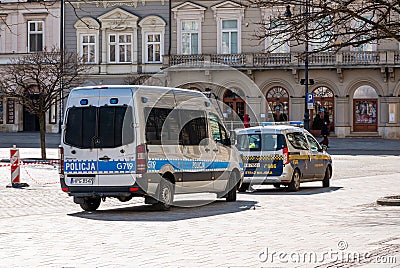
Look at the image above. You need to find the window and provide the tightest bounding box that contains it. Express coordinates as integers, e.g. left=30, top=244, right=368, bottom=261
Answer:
left=209, top=113, right=230, bottom=146
left=221, top=19, right=238, bottom=54
left=145, top=107, right=180, bottom=145
left=144, top=108, right=208, bottom=146
left=65, top=106, right=134, bottom=149
left=180, top=110, right=208, bottom=146
left=49, top=100, right=56, bottom=124
left=6, top=99, right=15, bottom=124
left=109, top=34, right=132, bottom=63
left=28, top=21, right=43, bottom=52
left=286, top=132, right=309, bottom=150
left=306, top=135, right=321, bottom=152
left=268, top=19, right=289, bottom=53
left=212, top=1, right=244, bottom=54
left=74, top=17, right=100, bottom=65
left=139, top=16, right=165, bottom=66
left=145, top=33, right=161, bottom=62
left=0, top=100, right=3, bottom=124
left=181, top=20, right=199, bottom=54
left=237, top=134, right=285, bottom=151
left=81, top=34, right=96, bottom=63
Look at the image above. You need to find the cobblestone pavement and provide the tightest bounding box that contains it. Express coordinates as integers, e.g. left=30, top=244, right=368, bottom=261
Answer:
left=0, top=147, right=399, bottom=267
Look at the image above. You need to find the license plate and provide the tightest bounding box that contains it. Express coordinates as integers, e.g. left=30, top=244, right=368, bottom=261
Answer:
left=70, top=177, right=94, bottom=185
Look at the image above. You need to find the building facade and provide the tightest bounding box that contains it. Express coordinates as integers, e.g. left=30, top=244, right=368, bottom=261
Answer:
left=0, top=0, right=61, bottom=133
left=164, top=0, right=400, bottom=138
left=63, top=0, right=170, bottom=86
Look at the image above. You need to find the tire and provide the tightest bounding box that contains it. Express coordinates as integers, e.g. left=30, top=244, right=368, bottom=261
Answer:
left=238, top=182, right=250, bottom=193
left=288, top=169, right=301, bottom=192
left=273, top=183, right=281, bottom=188
left=153, top=179, right=174, bottom=211
left=80, top=197, right=101, bottom=211
left=322, top=167, right=331, bottom=188
left=226, top=172, right=238, bottom=202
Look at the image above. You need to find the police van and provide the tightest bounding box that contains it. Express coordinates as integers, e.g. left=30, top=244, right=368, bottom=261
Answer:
left=235, top=122, right=332, bottom=192
left=59, top=85, right=243, bottom=211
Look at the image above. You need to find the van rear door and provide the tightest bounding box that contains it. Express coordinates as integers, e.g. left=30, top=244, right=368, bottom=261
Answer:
left=63, top=90, right=100, bottom=186
left=97, top=88, right=135, bottom=186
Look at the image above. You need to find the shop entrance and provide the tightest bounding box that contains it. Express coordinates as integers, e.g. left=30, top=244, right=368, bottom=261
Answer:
left=353, top=86, right=378, bottom=132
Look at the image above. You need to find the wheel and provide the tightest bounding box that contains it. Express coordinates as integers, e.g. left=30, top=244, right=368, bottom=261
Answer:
left=153, top=179, right=174, bottom=211
left=288, top=169, right=300, bottom=192
left=226, top=172, right=238, bottom=202
left=80, top=197, right=101, bottom=211
left=238, top=182, right=250, bottom=193
left=322, top=167, right=331, bottom=188
left=273, top=183, right=281, bottom=188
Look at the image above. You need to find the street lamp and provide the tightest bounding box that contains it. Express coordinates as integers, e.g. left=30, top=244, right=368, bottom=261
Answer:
left=303, top=0, right=310, bottom=131
left=285, top=3, right=311, bottom=130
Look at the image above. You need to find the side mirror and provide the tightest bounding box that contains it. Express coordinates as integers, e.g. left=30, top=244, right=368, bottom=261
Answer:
left=321, top=145, right=328, bottom=151
left=223, top=138, right=231, bottom=147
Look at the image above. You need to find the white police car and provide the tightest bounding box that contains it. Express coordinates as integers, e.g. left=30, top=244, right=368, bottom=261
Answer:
left=236, top=122, right=332, bottom=192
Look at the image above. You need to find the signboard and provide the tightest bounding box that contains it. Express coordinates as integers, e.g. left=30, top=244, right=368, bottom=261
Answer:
left=306, top=93, right=314, bottom=110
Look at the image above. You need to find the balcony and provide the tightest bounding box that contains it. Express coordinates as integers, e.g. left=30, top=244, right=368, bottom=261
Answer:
left=163, top=51, right=400, bottom=69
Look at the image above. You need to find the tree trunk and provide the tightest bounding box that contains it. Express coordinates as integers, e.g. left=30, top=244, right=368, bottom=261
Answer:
left=39, top=112, right=46, bottom=159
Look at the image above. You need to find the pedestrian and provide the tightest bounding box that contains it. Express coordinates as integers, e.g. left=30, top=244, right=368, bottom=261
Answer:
left=321, top=121, right=329, bottom=147
left=243, top=114, right=250, bottom=128
left=273, top=106, right=288, bottom=122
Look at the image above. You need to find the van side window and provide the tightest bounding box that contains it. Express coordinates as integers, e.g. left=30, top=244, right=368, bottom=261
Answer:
left=209, top=113, right=230, bottom=146
left=179, top=110, right=208, bottom=145
left=286, top=132, right=309, bottom=150
left=145, top=107, right=180, bottom=145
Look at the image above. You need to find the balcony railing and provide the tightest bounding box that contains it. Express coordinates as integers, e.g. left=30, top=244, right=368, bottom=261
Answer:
left=253, top=53, right=291, bottom=66
left=164, top=51, right=397, bottom=69
left=210, top=54, right=246, bottom=66
left=342, top=51, right=380, bottom=64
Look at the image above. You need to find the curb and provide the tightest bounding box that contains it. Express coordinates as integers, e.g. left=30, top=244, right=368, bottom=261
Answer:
left=377, top=196, right=400, bottom=206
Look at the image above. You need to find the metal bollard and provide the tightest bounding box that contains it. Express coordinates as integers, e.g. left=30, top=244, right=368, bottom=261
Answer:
left=6, top=145, right=29, bottom=188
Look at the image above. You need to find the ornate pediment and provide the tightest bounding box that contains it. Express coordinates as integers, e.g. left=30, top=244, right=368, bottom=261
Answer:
left=98, top=8, right=139, bottom=30
left=211, top=0, right=244, bottom=10
left=172, top=1, right=207, bottom=12
left=74, top=17, right=100, bottom=30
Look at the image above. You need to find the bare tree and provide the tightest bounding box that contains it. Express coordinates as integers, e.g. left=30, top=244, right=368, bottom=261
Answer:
left=0, top=47, right=90, bottom=159
left=249, top=0, right=400, bottom=53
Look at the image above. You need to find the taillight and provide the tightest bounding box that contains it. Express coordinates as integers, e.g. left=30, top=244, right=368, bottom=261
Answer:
left=283, top=147, right=290, bottom=165
left=136, top=144, right=148, bottom=174
left=58, top=146, right=64, bottom=174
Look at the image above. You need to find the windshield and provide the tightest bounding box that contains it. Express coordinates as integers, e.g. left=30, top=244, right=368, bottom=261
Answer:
left=236, top=134, right=285, bottom=151
left=64, top=106, right=134, bottom=149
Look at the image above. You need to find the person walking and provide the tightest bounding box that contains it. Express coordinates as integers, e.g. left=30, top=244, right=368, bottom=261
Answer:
left=321, top=121, right=329, bottom=147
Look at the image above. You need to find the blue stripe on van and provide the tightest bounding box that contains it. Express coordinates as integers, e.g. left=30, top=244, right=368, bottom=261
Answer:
left=147, top=159, right=230, bottom=172
left=64, top=159, right=231, bottom=173
left=64, top=160, right=135, bottom=173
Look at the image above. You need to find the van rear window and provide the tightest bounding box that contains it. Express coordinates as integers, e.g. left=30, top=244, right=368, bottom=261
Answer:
left=236, top=134, right=285, bottom=151
left=64, top=106, right=134, bottom=149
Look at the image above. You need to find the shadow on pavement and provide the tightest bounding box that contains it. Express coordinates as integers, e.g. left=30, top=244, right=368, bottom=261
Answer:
left=243, top=186, right=342, bottom=195
left=68, top=200, right=257, bottom=222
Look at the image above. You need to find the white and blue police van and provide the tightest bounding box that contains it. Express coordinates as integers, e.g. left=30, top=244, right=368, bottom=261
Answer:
left=59, top=85, right=243, bottom=211
left=235, top=122, right=332, bottom=192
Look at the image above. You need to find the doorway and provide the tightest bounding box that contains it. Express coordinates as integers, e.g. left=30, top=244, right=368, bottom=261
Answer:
left=23, top=106, right=40, bottom=131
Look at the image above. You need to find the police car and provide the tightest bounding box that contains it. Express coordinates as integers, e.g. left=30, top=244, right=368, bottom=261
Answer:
left=236, top=122, right=332, bottom=192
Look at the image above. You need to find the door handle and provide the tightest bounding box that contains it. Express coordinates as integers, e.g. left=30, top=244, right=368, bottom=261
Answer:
left=213, top=149, right=219, bottom=152
left=99, top=156, right=111, bottom=161
left=205, top=148, right=211, bottom=152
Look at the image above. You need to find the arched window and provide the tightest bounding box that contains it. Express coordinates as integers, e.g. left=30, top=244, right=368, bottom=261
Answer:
left=266, top=87, right=289, bottom=121
left=311, top=87, right=334, bottom=132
